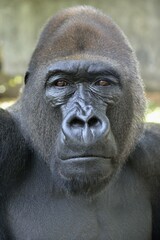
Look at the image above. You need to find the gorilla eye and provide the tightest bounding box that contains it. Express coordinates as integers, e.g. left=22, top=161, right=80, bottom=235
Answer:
left=95, top=80, right=111, bottom=86
left=54, top=79, right=69, bottom=87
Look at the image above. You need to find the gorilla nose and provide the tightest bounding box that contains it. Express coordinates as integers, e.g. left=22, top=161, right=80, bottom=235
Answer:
left=62, top=111, right=110, bottom=145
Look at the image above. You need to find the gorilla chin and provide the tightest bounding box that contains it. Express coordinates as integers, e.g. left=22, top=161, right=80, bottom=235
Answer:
left=55, top=156, right=116, bottom=195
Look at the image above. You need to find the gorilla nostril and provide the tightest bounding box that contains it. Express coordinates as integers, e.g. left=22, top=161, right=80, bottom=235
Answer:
left=88, top=117, right=100, bottom=127
left=70, top=118, right=85, bottom=128
left=70, top=116, right=101, bottom=128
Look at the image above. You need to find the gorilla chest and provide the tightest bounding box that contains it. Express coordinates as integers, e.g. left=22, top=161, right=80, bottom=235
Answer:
left=7, top=180, right=151, bottom=240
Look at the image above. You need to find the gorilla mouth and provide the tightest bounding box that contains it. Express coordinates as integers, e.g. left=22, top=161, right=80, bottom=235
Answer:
left=59, top=156, right=112, bottom=179
left=62, top=156, right=110, bottom=161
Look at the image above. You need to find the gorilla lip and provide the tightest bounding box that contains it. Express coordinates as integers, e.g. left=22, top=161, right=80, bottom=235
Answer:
left=59, top=156, right=112, bottom=179
left=61, top=156, right=111, bottom=162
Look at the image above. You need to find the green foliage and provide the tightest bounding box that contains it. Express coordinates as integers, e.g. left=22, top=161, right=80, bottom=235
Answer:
left=146, top=102, right=160, bottom=123
left=0, top=75, right=23, bottom=97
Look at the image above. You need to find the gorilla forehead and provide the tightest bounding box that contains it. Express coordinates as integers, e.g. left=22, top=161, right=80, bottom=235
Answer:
left=46, top=59, right=121, bottom=79
left=30, top=55, right=132, bottom=87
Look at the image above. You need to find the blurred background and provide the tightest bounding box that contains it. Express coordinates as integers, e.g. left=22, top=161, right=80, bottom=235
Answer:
left=0, top=0, right=160, bottom=122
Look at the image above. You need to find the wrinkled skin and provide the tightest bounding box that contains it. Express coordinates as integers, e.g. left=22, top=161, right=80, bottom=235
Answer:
left=45, top=60, right=119, bottom=194
left=0, top=6, right=160, bottom=240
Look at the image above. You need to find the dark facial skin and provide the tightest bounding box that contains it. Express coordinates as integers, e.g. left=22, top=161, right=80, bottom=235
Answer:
left=44, top=59, right=120, bottom=194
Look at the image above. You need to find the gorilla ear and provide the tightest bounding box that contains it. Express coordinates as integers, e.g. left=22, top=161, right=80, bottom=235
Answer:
left=24, top=71, right=30, bottom=85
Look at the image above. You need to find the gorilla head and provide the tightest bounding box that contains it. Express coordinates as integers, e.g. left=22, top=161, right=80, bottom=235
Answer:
left=13, top=6, right=145, bottom=195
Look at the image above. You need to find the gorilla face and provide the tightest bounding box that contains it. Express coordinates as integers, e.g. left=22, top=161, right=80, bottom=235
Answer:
left=19, top=6, right=145, bottom=195
left=44, top=59, right=120, bottom=194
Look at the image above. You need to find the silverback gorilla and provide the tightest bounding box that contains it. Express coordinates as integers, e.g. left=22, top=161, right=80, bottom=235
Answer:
left=0, top=5, right=160, bottom=240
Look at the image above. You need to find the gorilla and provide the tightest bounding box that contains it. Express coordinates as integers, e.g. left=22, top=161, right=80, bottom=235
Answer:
left=0, top=5, right=160, bottom=240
